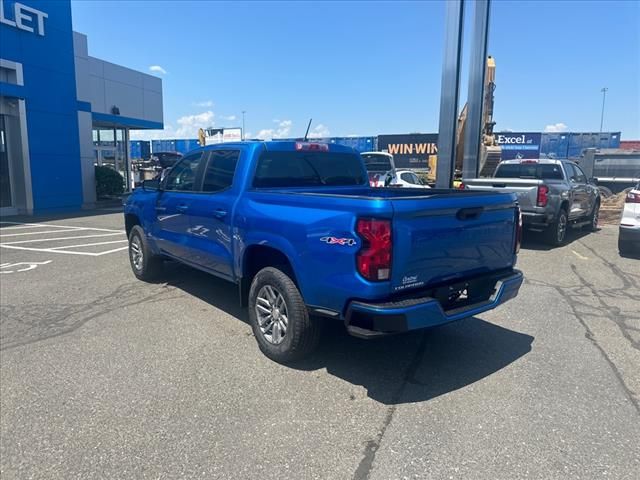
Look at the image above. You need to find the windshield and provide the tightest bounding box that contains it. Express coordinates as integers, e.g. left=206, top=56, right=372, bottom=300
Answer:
left=253, top=151, right=367, bottom=188
left=361, top=153, right=393, bottom=173
left=495, top=163, right=564, bottom=180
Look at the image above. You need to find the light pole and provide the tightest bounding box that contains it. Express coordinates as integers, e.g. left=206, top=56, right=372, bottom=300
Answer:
left=599, top=87, right=608, bottom=133
left=242, top=111, right=246, bottom=140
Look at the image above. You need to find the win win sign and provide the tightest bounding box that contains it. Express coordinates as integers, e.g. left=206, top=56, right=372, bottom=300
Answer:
left=378, top=134, right=438, bottom=169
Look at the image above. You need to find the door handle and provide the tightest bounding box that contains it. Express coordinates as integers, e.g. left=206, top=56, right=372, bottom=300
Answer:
left=155, top=206, right=167, bottom=212
left=213, top=209, right=227, bottom=218
left=176, top=204, right=189, bottom=212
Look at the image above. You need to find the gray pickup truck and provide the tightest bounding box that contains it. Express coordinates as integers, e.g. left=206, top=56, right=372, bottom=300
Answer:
left=463, top=159, right=601, bottom=246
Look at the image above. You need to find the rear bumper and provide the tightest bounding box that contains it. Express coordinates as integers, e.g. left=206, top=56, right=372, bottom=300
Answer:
left=344, top=270, right=523, bottom=339
left=522, top=211, right=552, bottom=228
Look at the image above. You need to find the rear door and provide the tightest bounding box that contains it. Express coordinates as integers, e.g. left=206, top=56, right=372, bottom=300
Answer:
left=154, top=152, right=205, bottom=259
left=389, top=192, right=517, bottom=292
left=185, top=149, right=241, bottom=278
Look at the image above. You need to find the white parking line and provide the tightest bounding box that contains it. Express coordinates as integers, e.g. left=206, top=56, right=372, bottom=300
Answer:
left=0, top=228, right=87, bottom=237
left=0, top=222, right=127, bottom=257
left=1, top=233, right=124, bottom=245
left=0, top=224, right=51, bottom=230
left=0, top=221, right=91, bottom=229
left=49, top=240, right=128, bottom=250
left=0, top=244, right=128, bottom=256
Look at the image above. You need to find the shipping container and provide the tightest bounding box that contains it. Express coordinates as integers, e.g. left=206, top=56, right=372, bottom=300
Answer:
left=325, top=136, right=377, bottom=152
left=174, top=139, right=200, bottom=154
left=540, top=133, right=570, bottom=159
left=567, top=132, right=621, bottom=158
left=129, top=140, right=151, bottom=160
left=620, top=140, right=640, bottom=151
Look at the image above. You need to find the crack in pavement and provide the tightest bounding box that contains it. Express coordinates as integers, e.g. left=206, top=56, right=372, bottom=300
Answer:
left=0, top=282, right=184, bottom=352
left=352, top=332, right=429, bottom=480
left=526, top=251, right=639, bottom=414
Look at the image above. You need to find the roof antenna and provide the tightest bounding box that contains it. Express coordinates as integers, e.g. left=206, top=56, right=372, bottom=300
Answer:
left=303, top=118, right=313, bottom=141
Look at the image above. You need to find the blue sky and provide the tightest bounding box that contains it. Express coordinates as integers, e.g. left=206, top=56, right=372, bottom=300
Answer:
left=71, top=0, right=639, bottom=140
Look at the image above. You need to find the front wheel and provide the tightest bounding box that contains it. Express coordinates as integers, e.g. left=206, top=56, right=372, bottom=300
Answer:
left=544, top=209, right=568, bottom=247
left=248, top=267, right=321, bottom=363
left=128, top=225, right=163, bottom=281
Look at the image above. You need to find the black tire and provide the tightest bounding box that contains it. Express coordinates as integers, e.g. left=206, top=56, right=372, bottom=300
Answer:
left=128, top=225, right=163, bottom=281
left=248, top=267, right=321, bottom=363
left=585, top=200, right=600, bottom=232
left=543, top=209, right=568, bottom=246
left=597, top=186, right=613, bottom=198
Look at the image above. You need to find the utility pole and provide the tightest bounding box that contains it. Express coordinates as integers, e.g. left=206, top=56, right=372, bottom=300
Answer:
left=599, top=88, right=608, bottom=133
left=242, top=110, right=246, bottom=140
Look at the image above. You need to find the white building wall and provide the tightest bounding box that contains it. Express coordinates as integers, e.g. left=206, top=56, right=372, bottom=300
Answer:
left=73, top=32, right=163, bottom=123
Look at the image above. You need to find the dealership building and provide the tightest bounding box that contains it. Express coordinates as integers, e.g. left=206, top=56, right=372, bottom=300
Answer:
left=0, top=0, right=163, bottom=215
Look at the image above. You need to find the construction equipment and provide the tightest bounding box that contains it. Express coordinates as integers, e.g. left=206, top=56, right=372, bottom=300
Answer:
left=454, top=56, right=501, bottom=178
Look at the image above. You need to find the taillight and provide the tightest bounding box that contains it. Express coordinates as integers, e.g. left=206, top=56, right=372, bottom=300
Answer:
left=514, top=207, right=523, bottom=253
left=356, top=218, right=392, bottom=281
left=537, top=185, right=549, bottom=207
left=626, top=191, right=640, bottom=203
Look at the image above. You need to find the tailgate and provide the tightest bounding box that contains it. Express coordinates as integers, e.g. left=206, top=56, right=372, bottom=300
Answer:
left=390, top=192, right=517, bottom=293
left=464, top=178, right=541, bottom=210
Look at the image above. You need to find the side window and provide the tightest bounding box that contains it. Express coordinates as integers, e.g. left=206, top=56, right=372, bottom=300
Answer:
left=202, top=150, right=240, bottom=192
left=573, top=164, right=587, bottom=184
left=164, top=153, right=203, bottom=191
left=400, top=172, right=413, bottom=183
left=565, top=163, right=578, bottom=183
left=410, top=173, right=421, bottom=184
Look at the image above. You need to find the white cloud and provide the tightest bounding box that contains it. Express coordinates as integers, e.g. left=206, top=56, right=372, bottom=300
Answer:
left=308, top=124, right=330, bottom=139
left=220, top=115, right=237, bottom=122
left=194, top=100, right=214, bottom=107
left=149, top=65, right=167, bottom=75
left=175, top=110, right=214, bottom=138
left=544, top=122, right=568, bottom=133
left=256, top=119, right=293, bottom=140
left=130, top=110, right=214, bottom=140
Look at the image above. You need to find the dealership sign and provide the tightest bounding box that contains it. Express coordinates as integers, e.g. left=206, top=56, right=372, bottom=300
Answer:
left=378, top=133, right=438, bottom=169
left=0, top=0, right=47, bottom=36
left=495, top=132, right=541, bottom=160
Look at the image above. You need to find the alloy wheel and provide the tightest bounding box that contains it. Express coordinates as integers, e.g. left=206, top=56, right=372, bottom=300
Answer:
left=130, top=236, right=144, bottom=271
left=255, top=285, right=288, bottom=345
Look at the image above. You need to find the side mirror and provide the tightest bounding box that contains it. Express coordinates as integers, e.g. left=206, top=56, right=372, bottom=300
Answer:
left=142, top=179, right=161, bottom=191
left=589, top=177, right=598, bottom=185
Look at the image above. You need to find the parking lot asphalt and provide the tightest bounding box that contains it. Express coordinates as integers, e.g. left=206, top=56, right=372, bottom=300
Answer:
left=1, top=211, right=638, bottom=479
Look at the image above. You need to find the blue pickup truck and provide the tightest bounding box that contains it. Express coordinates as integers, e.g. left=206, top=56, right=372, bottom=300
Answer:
left=124, top=141, right=523, bottom=362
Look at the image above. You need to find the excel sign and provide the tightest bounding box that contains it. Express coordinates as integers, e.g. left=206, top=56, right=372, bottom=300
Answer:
left=495, top=132, right=541, bottom=160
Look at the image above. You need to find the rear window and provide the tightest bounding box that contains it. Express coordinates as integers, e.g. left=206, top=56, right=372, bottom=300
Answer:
left=253, top=151, right=366, bottom=188
left=362, top=154, right=392, bottom=173
left=495, top=163, right=564, bottom=180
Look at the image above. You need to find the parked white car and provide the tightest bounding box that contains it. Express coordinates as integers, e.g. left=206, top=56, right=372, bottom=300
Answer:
left=619, top=182, right=640, bottom=255
left=382, top=169, right=431, bottom=189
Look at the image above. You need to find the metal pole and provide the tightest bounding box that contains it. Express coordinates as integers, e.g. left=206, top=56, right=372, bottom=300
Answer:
left=599, top=88, right=607, bottom=133
left=462, top=0, right=491, bottom=180
left=435, top=0, right=465, bottom=189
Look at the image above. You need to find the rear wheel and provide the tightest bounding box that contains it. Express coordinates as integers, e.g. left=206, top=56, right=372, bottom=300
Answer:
left=128, top=225, right=163, bottom=281
left=248, top=267, right=321, bottom=363
left=585, top=200, right=600, bottom=232
left=543, top=209, right=568, bottom=246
